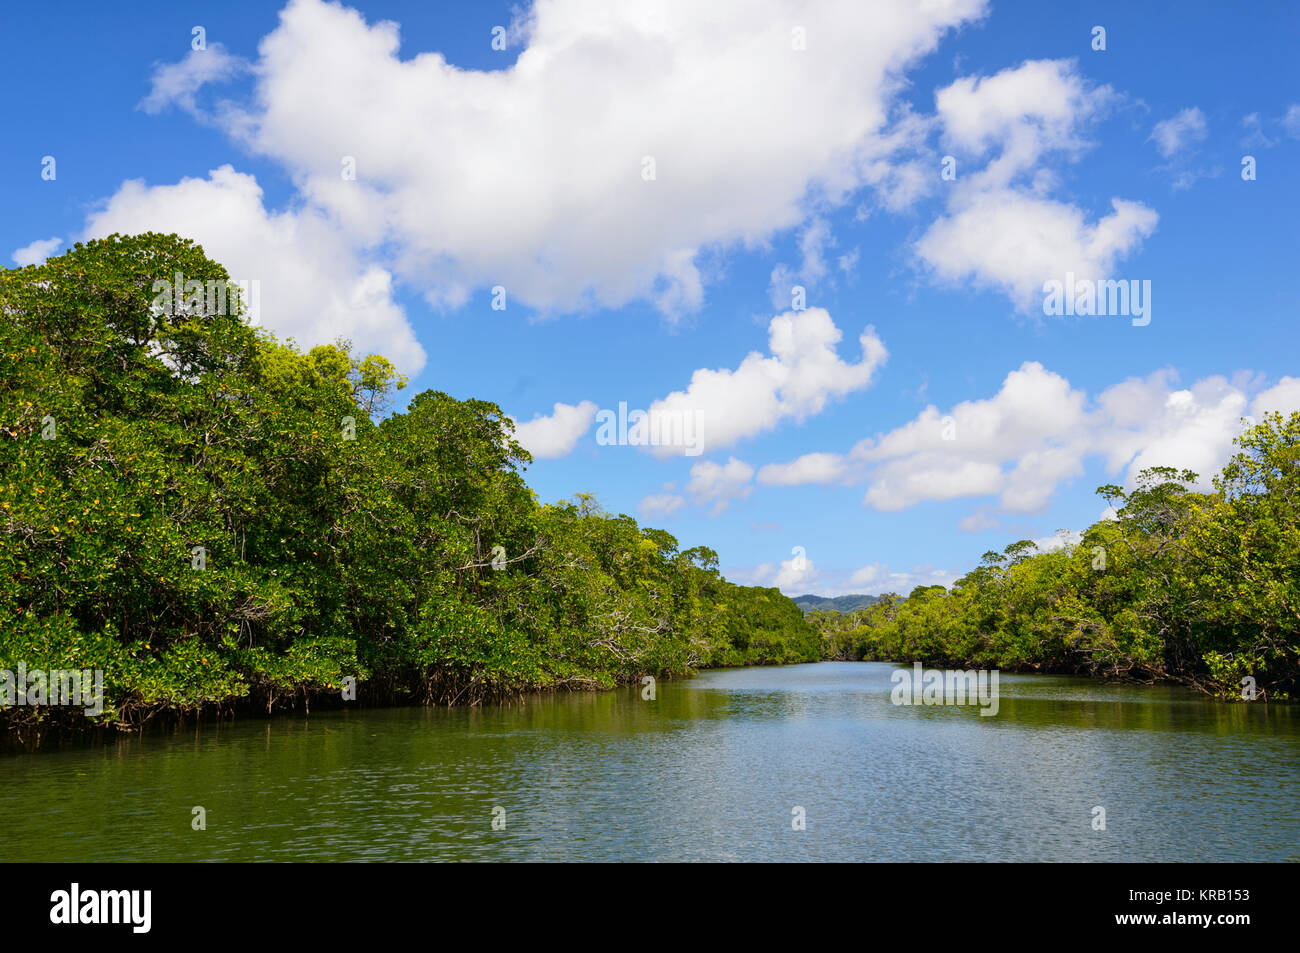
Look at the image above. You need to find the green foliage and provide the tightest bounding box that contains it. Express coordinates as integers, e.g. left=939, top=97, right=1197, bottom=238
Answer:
left=0, top=235, right=818, bottom=744
left=809, top=418, right=1300, bottom=699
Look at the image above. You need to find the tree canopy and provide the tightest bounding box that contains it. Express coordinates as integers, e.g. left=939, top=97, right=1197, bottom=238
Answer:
left=0, top=235, right=820, bottom=747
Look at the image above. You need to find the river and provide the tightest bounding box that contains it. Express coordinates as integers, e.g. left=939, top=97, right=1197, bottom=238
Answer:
left=2, top=662, right=1295, bottom=861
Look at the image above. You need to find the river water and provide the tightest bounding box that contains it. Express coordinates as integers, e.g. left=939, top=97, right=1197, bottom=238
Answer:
left=2, top=662, right=1295, bottom=861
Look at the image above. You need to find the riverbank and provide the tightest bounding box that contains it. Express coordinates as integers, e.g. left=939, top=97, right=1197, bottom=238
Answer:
left=10, top=646, right=1288, bottom=755
left=1, top=653, right=817, bottom=753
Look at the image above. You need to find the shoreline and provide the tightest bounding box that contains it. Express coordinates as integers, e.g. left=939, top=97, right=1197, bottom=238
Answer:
left=4, top=654, right=1277, bottom=755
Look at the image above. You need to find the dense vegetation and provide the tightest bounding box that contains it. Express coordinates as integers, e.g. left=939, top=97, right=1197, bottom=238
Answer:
left=813, top=425, right=1300, bottom=700
left=2, top=234, right=1291, bottom=754
left=0, top=235, right=820, bottom=748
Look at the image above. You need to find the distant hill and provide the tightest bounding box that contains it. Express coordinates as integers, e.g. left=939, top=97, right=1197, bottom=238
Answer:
left=791, top=593, right=880, bottom=613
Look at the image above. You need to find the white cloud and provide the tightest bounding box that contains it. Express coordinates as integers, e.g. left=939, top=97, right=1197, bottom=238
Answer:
left=767, top=217, right=833, bottom=308
left=748, top=553, right=819, bottom=591
left=757, top=363, right=1300, bottom=515
left=936, top=59, right=1110, bottom=181
left=149, top=0, right=987, bottom=319
left=1097, top=373, right=1248, bottom=490
left=806, top=561, right=957, bottom=596
left=916, top=193, right=1158, bottom=311
left=1251, top=376, right=1300, bottom=420
left=757, top=452, right=849, bottom=486
left=735, top=555, right=958, bottom=597
left=857, top=563, right=957, bottom=595
left=11, top=237, right=62, bottom=267
left=860, top=361, right=1088, bottom=511
left=644, top=307, right=887, bottom=457
left=510, top=400, right=598, bottom=459
left=80, top=165, right=426, bottom=373
left=1240, top=107, right=1300, bottom=149
left=530, top=307, right=884, bottom=463
left=1283, top=104, right=1300, bottom=139
left=1240, top=112, right=1274, bottom=150
left=916, top=59, right=1158, bottom=311
left=773, top=556, right=817, bottom=590
left=864, top=457, right=1006, bottom=510
left=865, top=366, right=1272, bottom=509
left=849, top=563, right=884, bottom=587
left=1149, top=108, right=1216, bottom=191
left=58, top=4, right=1168, bottom=363
left=685, top=457, right=754, bottom=516
left=638, top=493, right=687, bottom=520
left=1150, top=107, right=1208, bottom=158
left=516, top=307, right=886, bottom=467
left=139, top=44, right=248, bottom=117
left=639, top=456, right=755, bottom=519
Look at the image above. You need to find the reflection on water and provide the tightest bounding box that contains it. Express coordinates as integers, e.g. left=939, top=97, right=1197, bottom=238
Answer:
left=1, top=662, right=1295, bottom=861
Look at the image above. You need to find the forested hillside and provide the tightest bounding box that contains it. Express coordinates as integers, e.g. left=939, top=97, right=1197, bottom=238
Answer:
left=793, top=593, right=880, bottom=613
left=0, top=235, right=820, bottom=746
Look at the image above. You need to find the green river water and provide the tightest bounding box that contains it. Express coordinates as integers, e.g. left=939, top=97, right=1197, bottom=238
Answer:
left=1, top=661, right=1295, bottom=861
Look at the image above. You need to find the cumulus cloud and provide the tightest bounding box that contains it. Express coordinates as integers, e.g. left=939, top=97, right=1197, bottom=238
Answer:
left=11, top=237, right=62, bottom=267
left=138, top=0, right=986, bottom=320
left=510, top=400, right=598, bottom=459
left=915, top=59, right=1158, bottom=311
left=1093, top=370, right=1248, bottom=489
left=644, top=307, right=887, bottom=457
left=639, top=456, right=756, bottom=518
left=860, top=361, right=1088, bottom=511
left=518, top=308, right=884, bottom=462
left=43, top=2, right=1166, bottom=362
left=685, top=457, right=755, bottom=516
left=936, top=58, right=1111, bottom=180
left=1150, top=107, right=1209, bottom=158
left=1251, top=376, right=1300, bottom=420
left=757, top=363, right=1300, bottom=515
left=747, top=552, right=819, bottom=591
left=917, top=193, right=1158, bottom=311
left=80, top=165, right=426, bottom=372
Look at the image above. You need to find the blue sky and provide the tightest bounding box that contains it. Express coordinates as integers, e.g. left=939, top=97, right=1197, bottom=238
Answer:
left=3, top=0, right=1297, bottom=595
